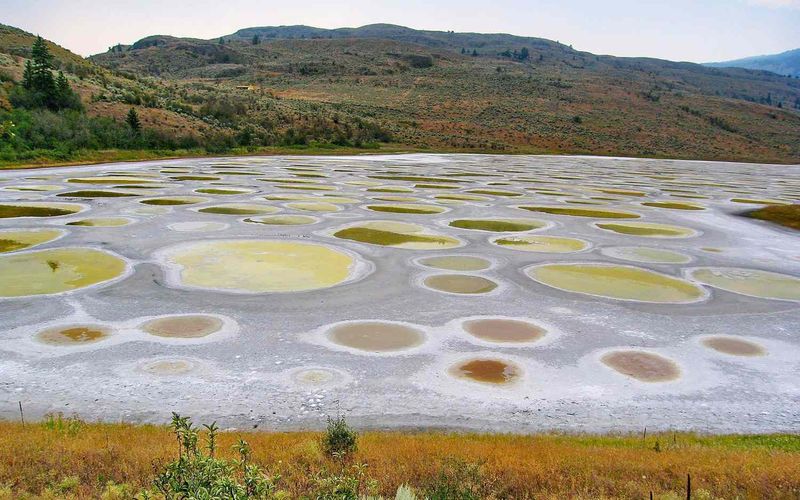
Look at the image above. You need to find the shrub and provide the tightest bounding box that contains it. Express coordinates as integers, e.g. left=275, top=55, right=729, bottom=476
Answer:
left=42, top=413, right=83, bottom=436
left=150, top=413, right=281, bottom=499
left=424, top=458, right=492, bottom=500
left=311, top=462, right=377, bottom=499
left=321, top=414, right=358, bottom=459
left=401, top=54, right=434, bottom=69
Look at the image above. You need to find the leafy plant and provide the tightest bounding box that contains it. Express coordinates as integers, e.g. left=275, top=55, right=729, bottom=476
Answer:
left=312, top=462, right=377, bottom=500
left=321, top=414, right=358, bottom=459
left=42, top=413, right=83, bottom=436
left=150, top=413, right=281, bottom=499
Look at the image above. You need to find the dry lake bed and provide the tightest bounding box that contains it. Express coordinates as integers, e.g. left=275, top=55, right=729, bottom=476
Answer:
left=0, top=153, right=798, bottom=433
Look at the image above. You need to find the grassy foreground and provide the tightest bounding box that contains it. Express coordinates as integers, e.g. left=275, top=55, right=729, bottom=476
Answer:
left=0, top=416, right=798, bottom=499
left=743, top=204, right=800, bottom=231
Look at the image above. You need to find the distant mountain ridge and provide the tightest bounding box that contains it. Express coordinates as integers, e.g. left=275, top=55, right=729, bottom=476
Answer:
left=227, top=23, right=567, bottom=52
left=706, top=48, right=800, bottom=78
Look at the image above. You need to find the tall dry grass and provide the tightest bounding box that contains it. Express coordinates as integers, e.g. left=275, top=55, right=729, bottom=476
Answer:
left=0, top=418, right=798, bottom=498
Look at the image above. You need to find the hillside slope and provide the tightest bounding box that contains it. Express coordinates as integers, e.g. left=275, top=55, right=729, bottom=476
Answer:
left=3, top=23, right=799, bottom=163
left=0, top=24, right=212, bottom=139
left=89, top=24, right=800, bottom=163
left=1, top=24, right=397, bottom=167
left=707, top=48, right=800, bottom=78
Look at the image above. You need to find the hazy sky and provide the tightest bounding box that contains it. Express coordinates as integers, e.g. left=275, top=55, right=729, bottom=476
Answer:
left=2, top=0, right=799, bottom=62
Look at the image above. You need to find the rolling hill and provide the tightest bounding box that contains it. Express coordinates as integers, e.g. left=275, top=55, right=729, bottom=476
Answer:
left=2, top=23, right=800, bottom=164
left=707, top=48, right=800, bottom=78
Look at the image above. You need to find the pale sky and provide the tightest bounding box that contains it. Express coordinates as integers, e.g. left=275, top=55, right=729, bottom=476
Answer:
left=2, top=0, right=799, bottom=62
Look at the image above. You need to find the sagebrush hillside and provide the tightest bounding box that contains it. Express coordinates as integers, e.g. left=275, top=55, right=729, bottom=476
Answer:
left=2, top=22, right=800, bottom=164
left=89, top=23, right=800, bottom=162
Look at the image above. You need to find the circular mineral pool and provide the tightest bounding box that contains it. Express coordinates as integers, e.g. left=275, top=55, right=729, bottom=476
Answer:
left=601, top=350, right=681, bottom=382
left=594, top=222, right=697, bottom=238
left=292, top=368, right=345, bottom=386
left=492, top=235, right=589, bottom=253
left=139, top=196, right=208, bottom=206
left=141, top=315, right=224, bottom=338
left=66, top=217, right=131, bottom=227
left=641, top=201, right=705, bottom=211
left=0, top=202, right=84, bottom=219
left=157, top=240, right=364, bottom=293
left=600, top=246, right=691, bottom=264
left=688, top=267, right=800, bottom=301
left=327, top=321, right=425, bottom=352
left=423, top=274, right=498, bottom=295
left=0, top=229, right=64, bottom=253
left=462, top=318, right=546, bottom=343
left=0, top=248, right=127, bottom=297
left=140, top=359, right=195, bottom=375
left=448, top=358, right=521, bottom=384
left=527, top=263, right=705, bottom=303
left=244, top=215, right=318, bottom=226
left=286, top=202, right=341, bottom=212
left=197, top=203, right=279, bottom=215
left=333, top=221, right=461, bottom=250
left=448, top=218, right=547, bottom=232
left=365, top=203, right=447, bottom=215
left=701, top=336, right=766, bottom=356
left=518, top=206, right=640, bottom=219
left=36, top=324, right=111, bottom=345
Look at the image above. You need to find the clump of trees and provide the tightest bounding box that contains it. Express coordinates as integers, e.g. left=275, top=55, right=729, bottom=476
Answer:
left=0, top=37, right=202, bottom=162
left=0, top=35, right=393, bottom=165
left=10, top=36, right=82, bottom=111
left=499, top=47, right=530, bottom=61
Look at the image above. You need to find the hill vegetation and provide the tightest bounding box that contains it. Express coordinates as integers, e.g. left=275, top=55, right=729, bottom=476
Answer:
left=1, top=23, right=800, bottom=166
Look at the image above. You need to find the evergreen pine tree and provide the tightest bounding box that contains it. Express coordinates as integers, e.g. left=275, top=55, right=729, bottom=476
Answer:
left=471, top=49, right=478, bottom=57
left=252, top=34, right=260, bottom=45
left=21, top=60, right=33, bottom=89
left=54, top=70, right=81, bottom=110
left=126, top=107, right=141, bottom=134
left=30, top=36, right=55, bottom=93
left=56, top=71, right=69, bottom=94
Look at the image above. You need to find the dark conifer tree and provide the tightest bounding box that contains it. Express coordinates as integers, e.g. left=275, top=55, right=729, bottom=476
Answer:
left=30, top=36, right=55, bottom=93
left=21, top=60, right=33, bottom=89
left=126, top=107, right=141, bottom=134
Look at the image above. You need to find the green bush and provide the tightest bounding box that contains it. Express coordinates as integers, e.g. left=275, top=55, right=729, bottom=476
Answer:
left=322, top=414, right=358, bottom=459
left=150, top=413, right=282, bottom=499
left=312, top=462, right=377, bottom=499
left=42, top=413, right=83, bottom=436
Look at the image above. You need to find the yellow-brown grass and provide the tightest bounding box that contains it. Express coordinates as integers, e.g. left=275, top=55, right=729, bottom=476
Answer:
left=744, top=204, right=800, bottom=231
left=0, top=420, right=798, bottom=498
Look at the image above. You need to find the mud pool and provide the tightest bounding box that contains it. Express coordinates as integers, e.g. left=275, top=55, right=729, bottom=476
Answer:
left=0, top=153, right=798, bottom=433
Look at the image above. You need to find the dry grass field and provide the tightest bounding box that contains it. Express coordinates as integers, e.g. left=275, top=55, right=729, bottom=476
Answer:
left=1, top=417, right=799, bottom=499
left=744, top=204, right=800, bottom=231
